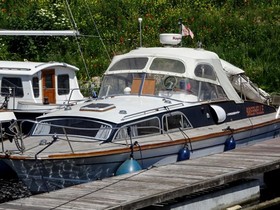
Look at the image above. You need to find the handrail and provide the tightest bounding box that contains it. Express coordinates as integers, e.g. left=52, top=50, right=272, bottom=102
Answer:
left=0, top=122, right=4, bottom=153
left=2, top=117, right=193, bottom=156
left=121, top=102, right=184, bottom=121
left=276, top=106, right=280, bottom=119
left=66, top=88, right=83, bottom=105
left=62, top=127, right=74, bottom=153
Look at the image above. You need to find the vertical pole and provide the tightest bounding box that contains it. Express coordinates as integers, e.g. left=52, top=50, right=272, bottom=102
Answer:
left=178, top=18, right=183, bottom=46
left=178, top=18, right=183, bottom=34
left=138, top=18, right=143, bottom=47
left=0, top=122, right=3, bottom=153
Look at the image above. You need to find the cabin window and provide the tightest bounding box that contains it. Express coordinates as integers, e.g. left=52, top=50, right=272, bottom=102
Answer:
left=196, top=81, right=228, bottom=101
left=163, top=112, right=192, bottom=132
left=1, top=77, right=23, bottom=97
left=45, top=73, right=53, bottom=88
left=98, top=73, right=135, bottom=97
left=175, top=78, right=227, bottom=101
left=32, top=77, right=39, bottom=98
left=109, top=57, right=148, bottom=71
left=32, top=118, right=112, bottom=140
left=150, top=58, right=185, bottom=73
left=58, top=74, right=70, bottom=95
left=114, top=117, right=160, bottom=141
left=194, top=64, right=216, bottom=81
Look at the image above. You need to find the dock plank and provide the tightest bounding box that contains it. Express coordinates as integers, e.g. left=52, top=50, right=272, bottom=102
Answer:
left=2, top=137, right=280, bottom=209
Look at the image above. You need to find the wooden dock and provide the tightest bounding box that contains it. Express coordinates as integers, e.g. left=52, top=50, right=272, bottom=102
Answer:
left=2, top=137, right=280, bottom=210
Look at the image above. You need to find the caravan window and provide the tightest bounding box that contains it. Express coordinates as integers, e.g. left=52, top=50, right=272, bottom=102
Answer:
left=32, top=77, right=39, bottom=98
left=1, top=77, right=23, bottom=97
left=58, top=74, right=70, bottom=95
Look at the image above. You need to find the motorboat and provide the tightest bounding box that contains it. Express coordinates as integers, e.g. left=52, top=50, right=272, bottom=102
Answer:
left=0, top=33, right=280, bottom=193
left=0, top=61, right=86, bottom=133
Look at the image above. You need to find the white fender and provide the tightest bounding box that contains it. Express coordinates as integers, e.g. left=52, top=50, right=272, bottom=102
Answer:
left=210, top=105, right=226, bottom=123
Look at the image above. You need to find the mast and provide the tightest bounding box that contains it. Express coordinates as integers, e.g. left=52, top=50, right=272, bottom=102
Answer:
left=0, top=30, right=79, bottom=36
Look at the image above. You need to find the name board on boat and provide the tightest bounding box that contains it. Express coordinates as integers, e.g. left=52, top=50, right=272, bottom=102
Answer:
left=246, top=105, right=264, bottom=116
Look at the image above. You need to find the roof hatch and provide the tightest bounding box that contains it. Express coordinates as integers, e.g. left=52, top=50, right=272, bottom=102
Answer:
left=80, top=103, right=116, bottom=112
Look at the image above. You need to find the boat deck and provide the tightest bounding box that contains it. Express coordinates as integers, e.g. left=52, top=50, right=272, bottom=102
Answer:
left=1, top=137, right=280, bottom=209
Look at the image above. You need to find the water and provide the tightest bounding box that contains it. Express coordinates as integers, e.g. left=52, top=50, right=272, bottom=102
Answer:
left=0, top=178, right=31, bottom=203
left=0, top=162, right=31, bottom=203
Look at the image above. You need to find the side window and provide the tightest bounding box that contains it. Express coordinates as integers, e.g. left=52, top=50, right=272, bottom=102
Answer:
left=33, top=118, right=112, bottom=140
left=198, top=82, right=228, bottom=101
left=1, top=77, right=23, bottom=97
left=194, top=64, right=216, bottom=81
left=163, top=112, right=192, bottom=132
left=109, top=57, right=148, bottom=71
left=150, top=58, right=185, bottom=73
left=32, top=77, right=39, bottom=98
left=58, top=74, right=70, bottom=95
left=114, top=118, right=160, bottom=141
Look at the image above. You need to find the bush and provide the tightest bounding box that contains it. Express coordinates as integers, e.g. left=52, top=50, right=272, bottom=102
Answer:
left=0, top=0, right=279, bottom=92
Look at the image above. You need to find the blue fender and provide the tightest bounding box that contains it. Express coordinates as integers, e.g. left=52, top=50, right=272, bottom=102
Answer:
left=224, top=136, right=236, bottom=151
left=116, top=158, right=142, bottom=176
left=177, top=146, right=190, bottom=161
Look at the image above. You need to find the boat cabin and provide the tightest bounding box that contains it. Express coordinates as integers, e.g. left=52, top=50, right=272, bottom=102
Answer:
left=0, top=61, right=84, bottom=113
left=99, top=34, right=269, bottom=104
left=99, top=46, right=241, bottom=103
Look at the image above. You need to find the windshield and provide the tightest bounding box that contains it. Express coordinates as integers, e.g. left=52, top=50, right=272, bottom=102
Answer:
left=98, top=73, right=227, bottom=102
left=32, top=118, right=112, bottom=140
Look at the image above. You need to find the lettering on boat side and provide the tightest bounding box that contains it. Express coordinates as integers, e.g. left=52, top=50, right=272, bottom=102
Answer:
left=173, top=36, right=181, bottom=41
left=246, top=105, right=264, bottom=116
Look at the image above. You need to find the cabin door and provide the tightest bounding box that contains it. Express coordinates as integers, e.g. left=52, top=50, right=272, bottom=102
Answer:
left=42, top=69, right=56, bottom=104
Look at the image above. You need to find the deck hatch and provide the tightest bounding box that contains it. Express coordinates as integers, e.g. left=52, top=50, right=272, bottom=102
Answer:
left=80, top=103, right=115, bottom=112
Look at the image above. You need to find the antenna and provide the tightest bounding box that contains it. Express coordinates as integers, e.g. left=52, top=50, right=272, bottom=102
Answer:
left=138, top=18, right=143, bottom=47
left=178, top=18, right=183, bottom=34
left=178, top=18, right=183, bottom=47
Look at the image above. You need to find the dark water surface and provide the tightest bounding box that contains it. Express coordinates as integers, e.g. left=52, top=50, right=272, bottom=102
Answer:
left=0, top=162, right=31, bottom=203
left=0, top=177, right=31, bottom=203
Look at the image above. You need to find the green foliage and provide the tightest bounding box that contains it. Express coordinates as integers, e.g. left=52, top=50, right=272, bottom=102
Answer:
left=0, top=0, right=279, bottom=92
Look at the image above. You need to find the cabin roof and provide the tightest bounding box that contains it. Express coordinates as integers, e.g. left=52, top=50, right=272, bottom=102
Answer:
left=0, top=61, right=79, bottom=75
left=106, top=47, right=222, bottom=77
left=110, top=47, right=219, bottom=62
left=37, top=95, right=188, bottom=124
